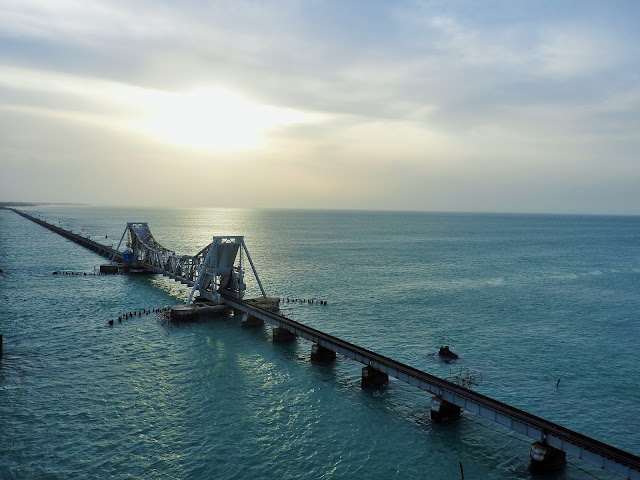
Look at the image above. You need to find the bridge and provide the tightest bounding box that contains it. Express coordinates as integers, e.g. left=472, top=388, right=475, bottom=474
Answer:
left=112, top=222, right=264, bottom=304
left=9, top=208, right=640, bottom=479
left=11, top=208, right=123, bottom=262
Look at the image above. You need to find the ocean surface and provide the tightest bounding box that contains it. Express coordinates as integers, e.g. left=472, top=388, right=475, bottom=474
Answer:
left=1, top=206, right=638, bottom=479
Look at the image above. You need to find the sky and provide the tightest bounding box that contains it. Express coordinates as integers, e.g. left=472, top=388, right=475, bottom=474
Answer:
left=1, top=0, right=639, bottom=214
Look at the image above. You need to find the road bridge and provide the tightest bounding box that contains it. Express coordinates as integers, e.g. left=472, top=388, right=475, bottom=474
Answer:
left=9, top=208, right=640, bottom=479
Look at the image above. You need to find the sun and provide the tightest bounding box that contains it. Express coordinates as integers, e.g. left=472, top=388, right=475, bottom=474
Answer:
left=136, top=88, right=307, bottom=152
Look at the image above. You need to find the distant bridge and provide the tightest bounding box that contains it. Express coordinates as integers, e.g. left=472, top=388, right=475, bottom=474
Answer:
left=9, top=208, right=640, bottom=479
left=11, top=208, right=123, bottom=262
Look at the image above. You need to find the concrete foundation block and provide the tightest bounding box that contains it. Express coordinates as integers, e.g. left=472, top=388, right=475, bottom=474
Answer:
left=361, top=366, right=388, bottom=388
left=430, top=397, right=461, bottom=423
left=242, top=315, right=264, bottom=328
left=311, top=344, right=336, bottom=362
left=272, top=326, right=296, bottom=342
left=529, top=442, right=566, bottom=474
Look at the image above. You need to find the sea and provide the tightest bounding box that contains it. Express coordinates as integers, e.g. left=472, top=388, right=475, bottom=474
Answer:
left=0, top=206, right=638, bottom=480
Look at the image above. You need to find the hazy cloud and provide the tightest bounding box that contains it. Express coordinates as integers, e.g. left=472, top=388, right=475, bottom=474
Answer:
left=1, top=0, right=639, bottom=213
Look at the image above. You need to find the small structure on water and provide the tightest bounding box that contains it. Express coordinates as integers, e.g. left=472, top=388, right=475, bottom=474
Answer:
left=245, top=296, right=280, bottom=313
left=529, top=442, right=567, bottom=474
left=122, top=249, right=135, bottom=264
left=169, top=301, right=228, bottom=322
left=438, top=345, right=459, bottom=362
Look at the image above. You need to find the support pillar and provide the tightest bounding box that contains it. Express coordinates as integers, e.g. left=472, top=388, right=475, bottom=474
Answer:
left=311, top=344, right=336, bottom=362
left=361, top=366, right=388, bottom=388
left=170, top=304, right=199, bottom=322
left=241, top=315, right=264, bottom=328
left=99, top=264, right=119, bottom=274
left=272, top=327, right=296, bottom=343
left=248, top=296, right=281, bottom=313
left=430, top=396, right=461, bottom=423
left=0, top=333, right=3, bottom=357
left=529, top=442, right=566, bottom=474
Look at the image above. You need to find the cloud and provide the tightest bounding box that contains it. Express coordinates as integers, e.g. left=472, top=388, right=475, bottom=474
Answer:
left=0, top=0, right=639, bottom=213
left=0, top=0, right=178, bottom=44
left=0, top=65, right=328, bottom=152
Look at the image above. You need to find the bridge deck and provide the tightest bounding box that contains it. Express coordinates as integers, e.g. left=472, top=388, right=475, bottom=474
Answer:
left=10, top=209, right=123, bottom=262
left=221, top=291, right=640, bottom=480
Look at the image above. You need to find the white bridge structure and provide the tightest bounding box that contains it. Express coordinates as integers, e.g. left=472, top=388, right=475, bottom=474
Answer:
left=114, top=222, right=265, bottom=304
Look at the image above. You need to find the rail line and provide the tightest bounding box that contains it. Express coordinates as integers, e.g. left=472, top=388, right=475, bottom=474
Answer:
left=221, top=292, right=640, bottom=479
left=9, top=207, right=640, bottom=479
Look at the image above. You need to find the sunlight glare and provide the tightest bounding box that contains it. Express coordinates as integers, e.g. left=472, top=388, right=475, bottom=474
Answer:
left=138, top=88, right=307, bottom=151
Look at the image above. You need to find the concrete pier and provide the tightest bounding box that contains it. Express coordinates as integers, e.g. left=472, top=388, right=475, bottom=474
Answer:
left=430, top=396, right=461, bottom=423
left=170, top=304, right=199, bottom=322
left=529, top=442, right=566, bottom=474
left=242, top=315, right=265, bottom=328
left=99, top=264, right=119, bottom=274
left=242, top=297, right=278, bottom=328
left=247, top=296, right=280, bottom=313
left=361, top=366, right=388, bottom=388
left=311, top=343, right=336, bottom=362
left=272, top=326, right=296, bottom=342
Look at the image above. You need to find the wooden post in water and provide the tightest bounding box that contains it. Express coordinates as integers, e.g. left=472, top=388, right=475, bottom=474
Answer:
left=0, top=333, right=3, bottom=357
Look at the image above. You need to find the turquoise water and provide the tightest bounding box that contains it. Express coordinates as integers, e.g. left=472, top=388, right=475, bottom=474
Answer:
left=1, top=206, right=638, bottom=479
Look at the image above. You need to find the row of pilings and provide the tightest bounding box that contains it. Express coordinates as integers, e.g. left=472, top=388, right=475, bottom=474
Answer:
left=280, top=297, right=327, bottom=305
left=107, top=307, right=169, bottom=325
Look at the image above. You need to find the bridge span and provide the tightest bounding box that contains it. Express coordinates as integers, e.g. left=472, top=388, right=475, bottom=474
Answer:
left=222, top=292, right=640, bottom=479
left=9, top=208, right=640, bottom=479
left=10, top=208, right=123, bottom=262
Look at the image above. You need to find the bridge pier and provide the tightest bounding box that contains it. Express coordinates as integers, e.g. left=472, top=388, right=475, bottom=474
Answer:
left=272, top=327, right=296, bottom=343
left=529, top=442, right=566, bottom=474
left=247, top=296, right=281, bottom=313
left=170, top=304, right=199, bottom=322
left=242, top=315, right=265, bottom=328
left=430, top=396, right=461, bottom=423
left=361, top=366, right=388, bottom=388
left=99, top=264, right=119, bottom=274
left=311, top=343, right=336, bottom=362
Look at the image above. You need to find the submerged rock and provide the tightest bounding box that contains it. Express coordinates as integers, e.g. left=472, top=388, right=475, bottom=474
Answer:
left=438, top=345, right=459, bottom=361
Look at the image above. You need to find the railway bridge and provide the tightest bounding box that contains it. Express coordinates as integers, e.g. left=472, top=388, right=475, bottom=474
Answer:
left=9, top=208, right=640, bottom=479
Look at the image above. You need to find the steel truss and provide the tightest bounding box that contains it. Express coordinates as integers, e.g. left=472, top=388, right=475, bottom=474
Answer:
left=115, top=222, right=265, bottom=303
